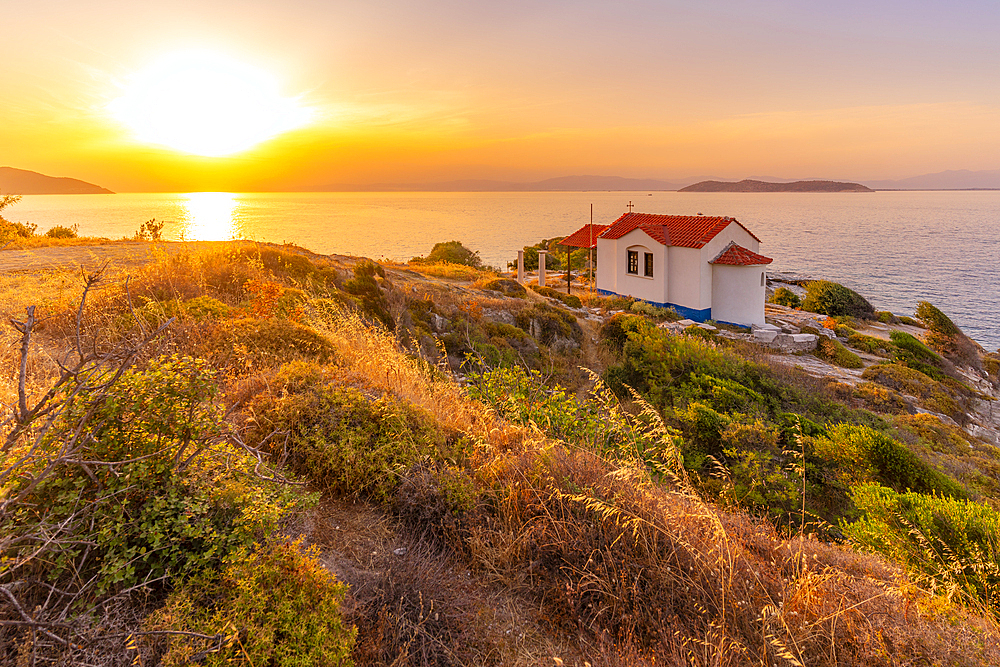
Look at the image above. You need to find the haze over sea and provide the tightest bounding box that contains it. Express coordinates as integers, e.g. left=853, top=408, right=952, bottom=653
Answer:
left=14, top=190, right=1000, bottom=350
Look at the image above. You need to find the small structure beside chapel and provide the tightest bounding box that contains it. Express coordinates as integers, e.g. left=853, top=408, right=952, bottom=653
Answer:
left=564, top=212, right=772, bottom=325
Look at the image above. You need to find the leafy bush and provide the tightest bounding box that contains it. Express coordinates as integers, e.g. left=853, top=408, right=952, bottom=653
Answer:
left=875, top=310, right=895, bottom=324
left=468, top=366, right=610, bottom=447
left=134, top=218, right=165, bottom=241
left=519, top=245, right=560, bottom=270
left=888, top=330, right=950, bottom=379
left=847, top=332, right=891, bottom=356
left=854, top=382, right=909, bottom=414
left=770, top=287, right=801, bottom=308
left=814, top=338, right=863, bottom=368
left=898, top=315, right=923, bottom=327
left=480, top=277, right=526, bottom=297
left=531, top=284, right=582, bottom=308
left=845, top=484, right=1000, bottom=615
left=630, top=299, right=681, bottom=321
left=150, top=539, right=355, bottom=666
left=600, top=312, right=653, bottom=354
left=44, top=224, right=78, bottom=239
left=814, top=424, right=965, bottom=497
left=3, top=356, right=298, bottom=602
left=801, top=280, right=875, bottom=319
left=248, top=364, right=455, bottom=502
left=915, top=301, right=981, bottom=366
left=204, top=317, right=336, bottom=370
left=514, top=301, right=581, bottom=347
left=343, top=259, right=394, bottom=329
left=411, top=240, right=483, bottom=267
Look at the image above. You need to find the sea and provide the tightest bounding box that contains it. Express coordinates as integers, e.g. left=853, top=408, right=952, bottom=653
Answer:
left=9, top=190, right=1000, bottom=351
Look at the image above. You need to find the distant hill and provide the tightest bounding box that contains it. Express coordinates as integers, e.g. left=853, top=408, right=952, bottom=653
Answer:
left=316, top=175, right=686, bottom=192
left=863, top=169, right=1000, bottom=190
left=680, top=179, right=872, bottom=193
left=0, top=167, right=113, bottom=195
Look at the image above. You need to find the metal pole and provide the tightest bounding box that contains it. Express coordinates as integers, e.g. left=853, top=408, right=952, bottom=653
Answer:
left=567, top=246, right=571, bottom=294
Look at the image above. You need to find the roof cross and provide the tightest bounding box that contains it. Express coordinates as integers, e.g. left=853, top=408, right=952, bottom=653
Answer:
left=627, top=201, right=634, bottom=212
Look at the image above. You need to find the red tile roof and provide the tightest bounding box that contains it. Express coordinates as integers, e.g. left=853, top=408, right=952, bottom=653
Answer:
left=598, top=212, right=762, bottom=248
left=560, top=223, right=609, bottom=248
left=710, top=242, right=773, bottom=266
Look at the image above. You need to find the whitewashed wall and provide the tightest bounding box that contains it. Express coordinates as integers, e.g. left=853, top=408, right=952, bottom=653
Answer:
left=697, top=222, right=762, bottom=310
left=711, top=264, right=767, bottom=325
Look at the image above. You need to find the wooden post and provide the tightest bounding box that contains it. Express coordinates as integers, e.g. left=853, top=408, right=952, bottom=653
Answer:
left=517, top=250, right=525, bottom=283
left=538, top=250, right=547, bottom=287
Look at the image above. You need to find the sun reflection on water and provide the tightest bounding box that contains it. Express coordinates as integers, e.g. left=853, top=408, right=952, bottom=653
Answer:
left=179, top=192, right=242, bottom=241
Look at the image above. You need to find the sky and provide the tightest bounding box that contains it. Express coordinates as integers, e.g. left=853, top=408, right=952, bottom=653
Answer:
left=4, top=0, right=1000, bottom=192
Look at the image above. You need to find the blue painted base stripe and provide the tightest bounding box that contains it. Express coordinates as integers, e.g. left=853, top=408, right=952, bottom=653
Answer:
left=595, top=289, right=712, bottom=322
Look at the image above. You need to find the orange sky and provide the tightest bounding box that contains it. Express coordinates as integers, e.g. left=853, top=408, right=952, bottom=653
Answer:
left=5, top=0, right=1000, bottom=191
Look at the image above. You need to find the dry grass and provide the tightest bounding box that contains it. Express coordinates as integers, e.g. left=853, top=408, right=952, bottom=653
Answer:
left=4, top=242, right=1000, bottom=666
left=399, top=261, right=498, bottom=282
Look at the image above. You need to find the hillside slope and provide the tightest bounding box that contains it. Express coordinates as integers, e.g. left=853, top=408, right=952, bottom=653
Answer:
left=0, top=166, right=114, bottom=194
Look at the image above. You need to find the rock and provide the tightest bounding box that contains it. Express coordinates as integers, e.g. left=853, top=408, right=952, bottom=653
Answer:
left=481, top=308, right=516, bottom=326
left=550, top=335, right=580, bottom=353
left=677, top=319, right=697, bottom=327
left=753, top=322, right=781, bottom=332
left=769, top=333, right=819, bottom=353
left=393, top=547, right=408, bottom=556
left=431, top=313, right=450, bottom=332
left=698, top=323, right=718, bottom=331
left=754, top=329, right=779, bottom=344
left=781, top=325, right=801, bottom=334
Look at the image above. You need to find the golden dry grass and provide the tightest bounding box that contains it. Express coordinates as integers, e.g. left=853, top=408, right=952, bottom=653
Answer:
left=4, top=242, right=999, bottom=667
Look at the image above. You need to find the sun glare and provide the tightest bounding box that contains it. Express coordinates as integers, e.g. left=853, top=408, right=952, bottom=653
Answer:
left=180, top=192, right=242, bottom=241
left=109, top=51, right=313, bottom=157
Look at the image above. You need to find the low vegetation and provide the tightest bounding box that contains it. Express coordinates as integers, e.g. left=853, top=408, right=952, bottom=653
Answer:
left=802, top=280, right=876, bottom=319
left=2, top=239, right=999, bottom=665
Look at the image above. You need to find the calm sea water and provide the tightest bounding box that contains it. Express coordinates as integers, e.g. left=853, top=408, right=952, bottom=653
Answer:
left=11, top=191, right=1000, bottom=351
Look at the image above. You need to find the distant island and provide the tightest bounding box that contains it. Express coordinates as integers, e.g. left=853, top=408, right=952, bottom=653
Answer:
left=680, top=179, right=872, bottom=193
left=0, top=167, right=113, bottom=194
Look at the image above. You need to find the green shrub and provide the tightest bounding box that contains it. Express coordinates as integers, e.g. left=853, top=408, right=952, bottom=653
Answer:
left=680, top=401, right=730, bottom=453
left=600, top=313, right=653, bottom=354
left=514, top=301, right=582, bottom=347
left=801, top=280, right=875, bottom=319
left=206, top=317, right=336, bottom=369
left=889, top=330, right=946, bottom=377
left=814, top=338, right=863, bottom=368
left=343, top=260, right=394, bottom=329
left=4, top=356, right=298, bottom=599
left=770, top=287, right=801, bottom=309
left=897, top=315, right=923, bottom=327
left=44, top=224, right=78, bottom=239
left=915, top=301, right=981, bottom=366
left=627, top=299, right=680, bottom=321
left=531, top=284, right=582, bottom=308
left=412, top=240, right=482, bottom=267
left=875, top=310, right=895, bottom=324
left=481, top=277, right=526, bottom=297
left=249, top=367, right=455, bottom=502
left=814, top=424, right=965, bottom=497
left=518, top=244, right=561, bottom=271
left=468, top=366, right=610, bottom=447
left=151, top=539, right=355, bottom=666
left=854, top=382, right=909, bottom=414
left=0, top=218, right=37, bottom=242
left=845, top=484, right=1000, bottom=614
left=847, top=333, right=891, bottom=356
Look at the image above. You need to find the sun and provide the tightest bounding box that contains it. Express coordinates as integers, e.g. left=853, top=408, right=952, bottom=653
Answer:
left=109, top=51, right=313, bottom=157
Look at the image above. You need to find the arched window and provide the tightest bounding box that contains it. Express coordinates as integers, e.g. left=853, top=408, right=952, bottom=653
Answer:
left=760, top=272, right=765, bottom=287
